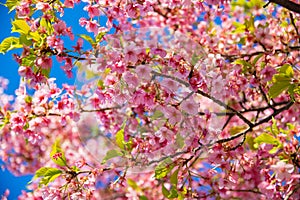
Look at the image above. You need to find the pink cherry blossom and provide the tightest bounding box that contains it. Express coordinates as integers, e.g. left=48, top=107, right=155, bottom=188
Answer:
left=154, top=127, right=174, bottom=143
left=160, top=78, right=178, bottom=93
left=180, top=98, right=199, bottom=115
left=84, top=4, right=101, bottom=18
left=53, top=20, right=67, bottom=35
left=270, top=161, right=294, bottom=181
left=165, top=106, right=182, bottom=125
left=36, top=57, right=52, bottom=69
left=2, top=0, right=300, bottom=199
left=261, top=66, right=277, bottom=82
left=124, top=44, right=140, bottom=64
left=135, top=65, right=152, bottom=81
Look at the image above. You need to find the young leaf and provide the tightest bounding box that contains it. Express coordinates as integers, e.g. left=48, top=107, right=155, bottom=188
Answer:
left=278, top=64, right=294, bottom=78
left=254, top=133, right=279, bottom=146
left=11, top=19, right=30, bottom=34
left=50, top=139, right=67, bottom=167
left=269, top=81, right=291, bottom=99
left=95, top=32, right=106, bottom=43
left=19, top=34, right=32, bottom=46
left=31, top=167, right=62, bottom=187
left=40, top=18, right=53, bottom=35
left=168, top=188, right=179, bottom=198
left=4, top=0, right=20, bottom=12
left=271, top=117, right=279, bottom=135
left=101, top=149, right=123, bottom=164
left=151, top=110, right=164, bottom=120
left=115, top=128, right=125, bottom=149
left=0, top=37, right=22, bottom=54
left=139, top=196, right=148, bottom=200
left=252, top=53, right=263, bottom=66
left=162, top=184, right=170, bottom=198
left=170, top=168, right=179, bottom=186
left=78, top=34, right=95, bottom=46
left=155, top=157, right=174, bottom=179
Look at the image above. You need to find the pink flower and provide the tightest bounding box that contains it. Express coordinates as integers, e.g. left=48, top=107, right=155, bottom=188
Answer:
left=123, top=71, right=138, bottom=87
left=135, top=65, right=152, bottom=81
left=53, top=20, right=67, bottom=35
left=85, top=20, right=99, bottom=35
left=258, top=181, right=275, bottom=197
left=84, top=4, right=100, bottom=18
left=72, top=38, right=83, bottom=53
left=36, top=2, right=51, bottom=12
left=151, top=48, right=167, bottom=58
left=161, top=78, right=178, bottom=93
left=64, top=0, right=75, bottom=8
left=79, top=18, right=99, bottom=35
left=270, top=160, right=294, bottom=181
left=36, top=56, right=52, bottom=69
left=165, top=106, right=182, bottom=125
left=155, top=127, right=174, bottom=143
left=261, top=66, right=277, bottom=82
left=46, top=36, right=64, bottom=53
left=16, top=2, right=30, bottom=17
left=124, top=44, right=139, bottom=64
left=180, top=98, right=199, bottom=115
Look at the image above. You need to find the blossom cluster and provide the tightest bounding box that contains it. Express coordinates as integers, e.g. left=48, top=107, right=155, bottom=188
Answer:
left=0, top=0, right=300, bottom=199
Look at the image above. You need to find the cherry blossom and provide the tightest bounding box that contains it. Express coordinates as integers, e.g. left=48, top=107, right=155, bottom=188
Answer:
left=180, top=98, right=199, bottom=115
left=270, top=160, right=295, bottom=182
left=1, top=0, right=300, bottom=199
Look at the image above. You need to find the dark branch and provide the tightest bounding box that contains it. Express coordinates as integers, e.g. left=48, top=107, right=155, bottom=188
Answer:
left=268, top=0, right=300, bottom=14
left=221, top=46, right=300, bottom=61
left=197, top=90, right=254, bottom=128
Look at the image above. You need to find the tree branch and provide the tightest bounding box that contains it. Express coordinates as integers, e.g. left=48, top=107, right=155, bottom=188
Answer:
left=268, top=0, right=300, bottom=14
left=196, top=90, right=254, bottom=128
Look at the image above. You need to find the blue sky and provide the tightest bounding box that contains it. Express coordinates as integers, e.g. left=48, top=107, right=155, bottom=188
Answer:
left=0, top=1, right=95, bottom=198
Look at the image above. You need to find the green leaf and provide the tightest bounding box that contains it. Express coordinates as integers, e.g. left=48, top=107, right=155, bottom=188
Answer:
left=245, top=15, right=255, bottom=33
left=155, top=157, right=174, bottom=179
left=168, top=188, right=178, bottom=198
left=234, top=59, right=253, bottom=73
left=278, top=64, right=294, bottom=78
left=191, top=53, right=202, bottom=66
left=269, top=81, right=291, bottom=98
left=245, top=135, right=255, bottom=150
left=41, top=67, right=51, bottom=78
left=78, top=34, right=95, bottom=46
left=19, top=34, right=32, bottom=46
left=21, top=54, right=36, bottom=67
left=50, top=139, right=67, bottom=167
left=162, top=184, right=170, bottom=198
left=229, top=125, right=248, bottom=135
left=0, top=37, right=22, bottom=54
left=162, top=184, right=178, bottom=199
left=11, top=19, right=30, bottom=34
left=95, top=32, right=106, bottom=43
left=170, top=168, right=179, bottom=186
left=127, top=178, right=140, bottom=190
left=4, top=0, right=21, bottom=12
left=115, top=128, right=125, bottom=149
left=271, top=117, right=279, bottom=135
left=253, top=133, right=282, bottom=153
left=40, top=18, right=53, bottom=35
left=252, top=54, right=263, bottom=66
left=139, top=196, right=148, bottom=200
left=31, top=167, right=62, bottom=187
left=101, top=149, right=123, bottom=164
left=232, top=21, right=246, bottom=34
left=28, top=31, right=41, bottom=42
